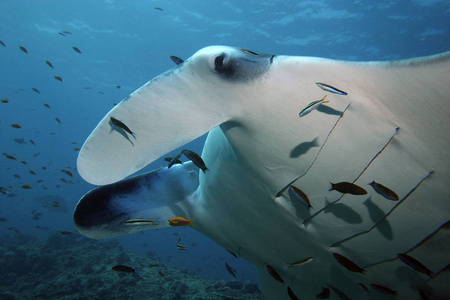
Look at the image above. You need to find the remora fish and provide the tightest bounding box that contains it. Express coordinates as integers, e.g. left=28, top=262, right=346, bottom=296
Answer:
left=316, top=82, right=347, bottom=95
left=298, top=95, right=329, bottom=117
left=124, top=219, right=157, bottom=226
left=110, top=117, right=136, bottom=138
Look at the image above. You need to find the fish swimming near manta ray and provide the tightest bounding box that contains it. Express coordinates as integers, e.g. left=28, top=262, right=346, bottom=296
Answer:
left=73, top=46, right=450, bottom=299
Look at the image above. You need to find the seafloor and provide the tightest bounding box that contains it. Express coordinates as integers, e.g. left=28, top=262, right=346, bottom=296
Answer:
left=0, top=232, right=263, bottom=300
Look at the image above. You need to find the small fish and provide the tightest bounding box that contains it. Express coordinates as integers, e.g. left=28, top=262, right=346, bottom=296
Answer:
left=110, top=116, right=136, bottom=138
left=289, top=186, right=312, bottom=209
left=332, top=253, right=365, bottom=274
left=11, top=123, right=22, bottom=129
left=55, top=118, right=61, bottom=124
left=0, top=40, right=5, bottom=47
left=154, top=7, right=164, bottom=11
left=226, top=249, right=238, bottom=258
left=60, top=178, right=68, bottom=183
left=240, top=48, right=260, bottom=55
left=33, top=152, right=41, bottom=157
left=0, top=218, right=7, bottom=222
left=61, top=169, right=73, bottom=177
left=182, top=149, right=208, bottom=173
left=22, top=184, right=33, bottom=189
left=315, top=287, right=330, bottom=299
left=125, top=219, right=157, bottom=226
left=316, top=82, right=347, bottom=95
left=19, top=46, right=28, bottom=53
left=32, top=88, right=40, bottom=94
left=14, top=174, right=20, bottom=178
left=52, top=202, right=61, bottom=207
left=36, top=179, right=43, bottom=183
left=166, top=152, right=183, bottom=168
left=287, top=287, right=299, bottom=300
left=266, top=264, right=284, bottom=283
left=368, top=181, right=399, bottom=201
left=176, top=238, right=188, bottom=251
left=170, top=55, right=184, bottom=65
left=112, top=265, right=136, bottom=273
left=358, top=283, right=369, bottom=293
left=44, top=103, right=51, bottom=109
left=298, top=95, right=329, bottom=117
left=3, top=153, right=17, bottom=160
left=168, top=216, right=195, bottom=227
left=45, top=61, right=53, bottom=68
left=225, top=262, right=236, bottom=277
left=72, top=46, right=82, bottom=53
left=20, top=160, right=27, bottom=165
left=14, top=138, right=26, bottom=144
left=116, top=85, right=121, bottom=89
left=1, top=98, right=9, bottom=103
left=418, top=289, right=430, bottom=300
left=369, top=284, right=397, bottom=295
left=397, top=253, right=433, bottom=277
left=62, top=31, right=72, bottom=34
left=54, top=76, right=63, bottom=82
left=329, top=182, right=367, bottom=195
left=74, top=147, right=80, bottom=151
left=29, top=170, right=36, bottom=175
left=288, top=256, right=314, bottom=267
left=158, top=271, right=165, bottom=277
left=4, top=154, right=17, bottom=160
left=29, top=139, right=36, bottom=145
left=58, top=230, right=72, bottom=235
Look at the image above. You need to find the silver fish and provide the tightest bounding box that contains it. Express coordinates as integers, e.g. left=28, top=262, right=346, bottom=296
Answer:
left=316, top=82, right=347, bottom=95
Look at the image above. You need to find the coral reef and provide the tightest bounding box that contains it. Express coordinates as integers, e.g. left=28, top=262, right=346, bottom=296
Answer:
left=0, top=233, right=262, bottom=300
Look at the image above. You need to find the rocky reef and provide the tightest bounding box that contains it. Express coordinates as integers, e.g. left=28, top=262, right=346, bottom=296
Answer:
left=0, top=232, right=262, bottom=300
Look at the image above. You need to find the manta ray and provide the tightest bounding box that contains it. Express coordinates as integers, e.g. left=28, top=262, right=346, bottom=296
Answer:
left=73, top=46, right=450, bottom=299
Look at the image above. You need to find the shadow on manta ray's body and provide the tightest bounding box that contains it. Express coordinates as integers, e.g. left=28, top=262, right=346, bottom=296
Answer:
left=73, top=46, right=450, bottom=299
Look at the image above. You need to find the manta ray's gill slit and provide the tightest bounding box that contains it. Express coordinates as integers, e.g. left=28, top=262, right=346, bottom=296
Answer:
left=276, top=99, right=352, bottom=198
left=362, top=219, right=449, bottom=270
left=302, top=125, right=399, bottom=226
left=329, top=170, right=434, bottom=249
left=352, top=126, right=399, bottom=183
left=405, top=220, right=450, bottom=253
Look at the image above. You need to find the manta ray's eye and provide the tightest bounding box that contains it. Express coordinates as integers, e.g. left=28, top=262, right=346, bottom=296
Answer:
left=214, top=53, right=235, bottom=77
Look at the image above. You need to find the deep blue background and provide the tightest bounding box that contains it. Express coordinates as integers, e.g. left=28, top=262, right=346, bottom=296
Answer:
left=1, top=0, right=449, bottom=283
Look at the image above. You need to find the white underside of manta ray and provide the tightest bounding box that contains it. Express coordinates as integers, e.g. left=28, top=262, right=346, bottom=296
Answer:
left=74, top=46, right=450, bottom=300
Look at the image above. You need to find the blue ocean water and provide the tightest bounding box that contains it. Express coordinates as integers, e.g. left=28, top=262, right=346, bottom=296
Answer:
left=0, top=0, right=449, bottom=298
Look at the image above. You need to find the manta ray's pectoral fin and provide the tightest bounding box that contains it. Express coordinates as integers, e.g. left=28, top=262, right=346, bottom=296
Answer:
left=73, top=162, right=199, bottom=239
